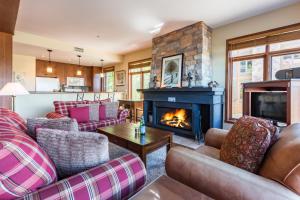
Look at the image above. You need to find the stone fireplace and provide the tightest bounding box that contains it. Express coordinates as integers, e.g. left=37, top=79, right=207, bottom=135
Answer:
left=151, top=21, right=212, bottom=87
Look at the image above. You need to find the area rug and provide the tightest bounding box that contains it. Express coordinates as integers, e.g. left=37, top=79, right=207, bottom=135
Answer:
left=109, top=143, right=166, bottom=183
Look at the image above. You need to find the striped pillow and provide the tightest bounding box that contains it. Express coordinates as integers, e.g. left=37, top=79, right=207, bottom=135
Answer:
left=0, top=127, right=57, bottom=199
left=0, top=108, right=27, bottom=132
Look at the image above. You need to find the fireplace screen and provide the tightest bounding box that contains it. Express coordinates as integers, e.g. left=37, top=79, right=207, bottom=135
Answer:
left=159, top=108, right=192, bottom=130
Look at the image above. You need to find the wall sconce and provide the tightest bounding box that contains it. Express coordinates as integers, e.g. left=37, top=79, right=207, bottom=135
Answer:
left=46, top=66, right=53, bottom=73
left=76, top=70, right=82, bottom=76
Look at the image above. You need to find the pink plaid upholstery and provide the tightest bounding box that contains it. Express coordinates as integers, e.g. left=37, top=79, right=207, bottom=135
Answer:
left=79, top=118, right=123, bottom=131
left=0, top=108, right=27, bottom=132
left=22, top=154, right=146, bottom=200
left=0, top=123, right=57, bottom=199
left=118, top=109, right=129, bottom=122
left=53, top=101, right=88, bottom=116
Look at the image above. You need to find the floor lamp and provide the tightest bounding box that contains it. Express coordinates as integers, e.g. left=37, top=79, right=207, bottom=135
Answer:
left=0, top=82, right=29, bottom=111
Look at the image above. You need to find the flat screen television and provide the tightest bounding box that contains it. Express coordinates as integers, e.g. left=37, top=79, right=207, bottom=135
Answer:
left=251, top=92, right=287, bottom=123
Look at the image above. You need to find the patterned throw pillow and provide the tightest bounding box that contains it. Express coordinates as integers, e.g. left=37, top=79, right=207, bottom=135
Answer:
left=27, top=118, right=79, bottom=139
left=103, top=102, right=119, bottom=118
left=220, top=116, right=273, bottom=173
left=0, top=128, right=57, bottom=199
left=77, top=103, right=100, bottom=121
left=36, top=128, right=109, bottom=178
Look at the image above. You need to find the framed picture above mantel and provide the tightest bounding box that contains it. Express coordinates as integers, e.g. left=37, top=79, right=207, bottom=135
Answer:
left=161, top=54, right=183, bottom=88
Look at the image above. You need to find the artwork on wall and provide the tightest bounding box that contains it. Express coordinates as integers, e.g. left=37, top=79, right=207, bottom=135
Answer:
left=161, top=54, right=183, bottom=88
left=116, top=70, right=126, bottom=86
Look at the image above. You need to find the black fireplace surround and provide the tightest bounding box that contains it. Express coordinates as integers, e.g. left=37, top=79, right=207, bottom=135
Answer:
left=139, top=87, right=224, bottom=142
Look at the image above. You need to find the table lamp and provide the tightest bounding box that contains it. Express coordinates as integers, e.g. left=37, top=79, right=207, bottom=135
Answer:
left=0, top=82, right=29, bottom=111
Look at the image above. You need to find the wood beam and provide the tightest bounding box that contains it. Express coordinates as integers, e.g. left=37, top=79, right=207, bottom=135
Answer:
left=0, top=0, right=20, bottom=34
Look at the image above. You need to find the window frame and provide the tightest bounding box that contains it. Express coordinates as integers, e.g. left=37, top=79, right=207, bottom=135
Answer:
left=103, top=66, right=115, bottom=92
left=226, top=23, right=300, bottom=123
left=128, top=58, right=152, bottom=99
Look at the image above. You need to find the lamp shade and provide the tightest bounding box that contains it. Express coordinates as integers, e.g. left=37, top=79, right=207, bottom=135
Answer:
left=0, top=82, right=29, bottom=96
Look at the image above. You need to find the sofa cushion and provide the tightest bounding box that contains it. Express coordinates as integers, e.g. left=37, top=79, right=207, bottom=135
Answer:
left=27, top=118, right=79, bottom=139
left=68, top=106, right=90, bottom=123
left=103, top=102, right=119, bottom=118
left=99, top=105, right=106, bottom=120
left=220, top=116, right=272, bottom=173
left=0, top=127, right=57, bottom=199
left=77, top=103, right=100, bottom=121
left=0, top=108, right=27, bottom=132
left=36, top=128, right=109, bottom=178
left=54, top=100, right=88, bottom=116
left=259, top=123, right=300, bottom=195
left=78, top=118, right=122, bottom=132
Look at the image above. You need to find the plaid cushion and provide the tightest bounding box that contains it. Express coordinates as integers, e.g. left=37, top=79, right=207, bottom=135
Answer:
left=23, top=154, right=146, bottom=200
left=78, top=118, right=123, bottom=132
left=0, top=127, right=57, bottom=199
left=119, top=109, right=129, bottom=121
left=54, top=101, right=88, bottom=116
left=45, top=112, right=65, bottom=119
left=0, top=108, right=27, bottom=132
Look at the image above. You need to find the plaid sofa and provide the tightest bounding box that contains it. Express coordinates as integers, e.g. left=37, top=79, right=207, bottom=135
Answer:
left=47, top=100, right=129, bottom=132
left=0, top=108, right=146, bottom=200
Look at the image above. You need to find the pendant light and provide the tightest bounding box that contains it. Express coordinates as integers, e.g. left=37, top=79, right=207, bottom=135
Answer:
left=77, top=55, right=82, bottom=76
left=46, top=49, right=53, bottom=73
left=100, top=59, right=104, bottom=78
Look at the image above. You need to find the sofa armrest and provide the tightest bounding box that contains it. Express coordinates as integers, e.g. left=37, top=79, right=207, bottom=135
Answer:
left=205, top=128, right=228, bottom=149
left=23, top=154, right=147, bottom=200
left=166, top=146, right=299, bottom=200
left=118, top=109, right=129, bottom=121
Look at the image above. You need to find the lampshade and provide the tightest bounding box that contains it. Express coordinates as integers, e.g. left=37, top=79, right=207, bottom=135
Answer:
left=0, top=82, right=29, bottom=96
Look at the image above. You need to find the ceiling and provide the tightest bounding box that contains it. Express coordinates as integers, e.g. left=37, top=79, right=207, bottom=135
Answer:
left=14, top=0, right=299, bottom=66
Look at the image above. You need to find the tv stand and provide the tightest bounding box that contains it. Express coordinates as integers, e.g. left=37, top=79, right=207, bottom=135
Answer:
left=243, top=80, right=300, bottom=125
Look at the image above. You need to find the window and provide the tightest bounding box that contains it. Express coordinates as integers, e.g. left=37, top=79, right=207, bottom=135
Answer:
left=103, top=67, right=114, bottom=92
left=226, top=23, right=300, bottom=122
left=128, top=59, right=151, bottom=100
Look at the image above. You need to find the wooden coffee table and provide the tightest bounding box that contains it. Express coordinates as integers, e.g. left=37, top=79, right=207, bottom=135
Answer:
left=97, top=123, right=173, bottom=166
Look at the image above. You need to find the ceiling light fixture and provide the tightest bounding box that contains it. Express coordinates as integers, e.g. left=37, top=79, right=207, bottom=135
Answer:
left=100, top=59, right=104, bottom=78
left=149, top=22, right=164, bottom=34
left=46, top=49, right=53, bottom=73
left=77, top=55, right=82, bottom=76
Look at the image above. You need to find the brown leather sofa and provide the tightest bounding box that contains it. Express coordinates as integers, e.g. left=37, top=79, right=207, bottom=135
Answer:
left=165, top=124, right=300, bottom=200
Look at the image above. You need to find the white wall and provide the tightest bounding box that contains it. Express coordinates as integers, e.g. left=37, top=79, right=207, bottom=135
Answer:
left=212, top=3, right=300, bottom=87
left=13, top=54, right=36, bottom=91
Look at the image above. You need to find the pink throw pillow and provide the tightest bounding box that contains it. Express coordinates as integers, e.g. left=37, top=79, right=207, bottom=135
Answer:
left=69, top=106, right=89, bottom=123
left=99, top=105, right=106, bottom=120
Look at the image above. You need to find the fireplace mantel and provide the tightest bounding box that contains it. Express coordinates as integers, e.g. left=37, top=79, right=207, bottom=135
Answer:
left=139, top=87, right=224, bottom=142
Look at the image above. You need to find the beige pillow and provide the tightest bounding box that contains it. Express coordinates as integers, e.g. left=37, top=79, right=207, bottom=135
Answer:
left=77, top=104, right=99, bottom=121
left=103, top=102, right=119, bottom=118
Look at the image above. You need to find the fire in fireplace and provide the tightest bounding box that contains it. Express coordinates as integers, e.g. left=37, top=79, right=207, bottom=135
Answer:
left=160, top=109, right=192, bottom=130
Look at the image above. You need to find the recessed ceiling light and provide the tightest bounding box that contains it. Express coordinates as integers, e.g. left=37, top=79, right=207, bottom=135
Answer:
left=149, top=22, right=164, bottom=34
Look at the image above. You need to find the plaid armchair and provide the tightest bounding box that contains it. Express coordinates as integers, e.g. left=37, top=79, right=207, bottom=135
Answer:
left=22, top=154, right=146, bottom=200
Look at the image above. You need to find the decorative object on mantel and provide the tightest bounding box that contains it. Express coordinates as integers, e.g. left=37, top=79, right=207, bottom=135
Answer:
left=151, top=74, right=159, bottom=89
left=208, top=81, right=219, bottom=88
left=187, top=72, right=193, bottom=88
left=116, top=70, right=126, bottom=86
left=161, top=54, right=183, bottom=88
